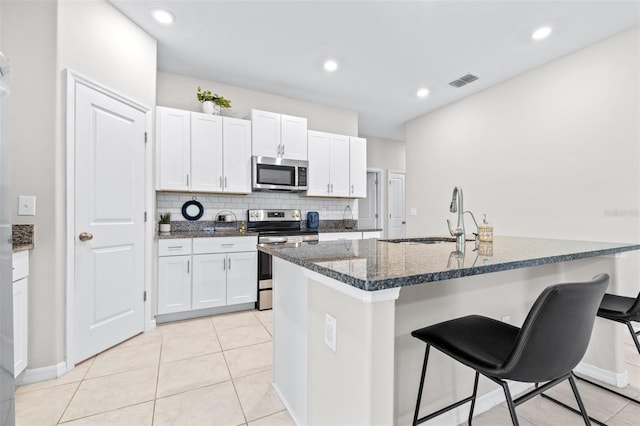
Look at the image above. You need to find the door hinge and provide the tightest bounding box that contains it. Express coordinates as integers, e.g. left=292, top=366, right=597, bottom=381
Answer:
left=143, top=291, right=147, bottom=302
left=144, top=132, right=148, bottom=144
left=144, top=211, right=147, bottom=222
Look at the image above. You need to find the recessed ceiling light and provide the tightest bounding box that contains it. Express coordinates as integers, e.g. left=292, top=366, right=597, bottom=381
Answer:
left=323, top=60, right=338, bottom=72
left=152, top=9, right=175, bottom=25
left=532, top=26, right=552, bottom=40
left=416, top=88, right=430, bottom=98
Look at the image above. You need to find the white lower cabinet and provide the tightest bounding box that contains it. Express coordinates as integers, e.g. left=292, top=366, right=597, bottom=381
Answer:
left=12, top=251, right=29, bottom=378
left=157, top=237, right=257, bottom=316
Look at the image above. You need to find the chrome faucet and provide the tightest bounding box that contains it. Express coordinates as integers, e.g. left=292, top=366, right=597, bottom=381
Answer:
left=446, top=186, right=465, bottom=252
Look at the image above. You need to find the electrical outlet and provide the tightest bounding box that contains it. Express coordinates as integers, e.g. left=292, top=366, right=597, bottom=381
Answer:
left=325, top=313, right=337, bottom=352
left=18, top=196, right=36, bottom=216
left=501, top=315, right=511, bottom=324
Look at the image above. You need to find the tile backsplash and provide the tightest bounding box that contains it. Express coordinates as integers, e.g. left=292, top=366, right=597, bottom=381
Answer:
left=156, top=192, right=358, bottom=223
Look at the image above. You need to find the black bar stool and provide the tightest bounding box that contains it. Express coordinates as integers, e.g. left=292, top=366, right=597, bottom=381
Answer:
left=410, top=273, right=609, bottom=426
left=573, top=290, right=640, bottom=404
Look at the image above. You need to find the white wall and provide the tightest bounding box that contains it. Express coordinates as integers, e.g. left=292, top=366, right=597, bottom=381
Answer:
left=157, top=71, right=358, bottom=136
left=405, top=28, right=640, bottom=244
left=1, top=0, right=156, bottom=369
left=363, top=135, right=405, bottom=172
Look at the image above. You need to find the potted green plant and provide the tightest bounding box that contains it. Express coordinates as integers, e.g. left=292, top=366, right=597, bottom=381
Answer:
left=159, top=212, right=171, bottom=233
left=197, top=86, right=232, bottom=115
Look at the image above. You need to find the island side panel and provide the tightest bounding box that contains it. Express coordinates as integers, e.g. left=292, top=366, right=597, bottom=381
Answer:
left=272, top=257, right=309, bottom=424
left=306, top=277, right=397, bottom=425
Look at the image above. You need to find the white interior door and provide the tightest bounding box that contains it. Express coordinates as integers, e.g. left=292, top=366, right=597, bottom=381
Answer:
left=74, top=82, right=146, bottom=363
left=387, top=171, right=406, bottom=238
left=358, top=171, right=379, bottom=229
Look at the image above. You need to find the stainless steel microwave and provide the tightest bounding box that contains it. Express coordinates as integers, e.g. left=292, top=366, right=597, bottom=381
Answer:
left=252, top=156, right=309, bottom=192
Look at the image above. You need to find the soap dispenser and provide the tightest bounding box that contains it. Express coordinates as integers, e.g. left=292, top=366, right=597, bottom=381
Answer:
left=479, top=214, right=493, bottom=242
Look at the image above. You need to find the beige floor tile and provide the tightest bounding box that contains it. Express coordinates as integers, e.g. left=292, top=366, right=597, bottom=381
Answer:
left=212, top=311, right=260, bottom=331
left=234, top=370, right=284, bottom=422
left=217, top=324, right=272, bottom=351
left=60, top=366, right=157, bottom=422
left=156, top=317, right=214, bottom=340
left=624, top=341, right=640, bottom=367
left=470, top=404, right=535, bottom=426
left=15, top=381, right=79, bottom=426
left=514, top=395, right=588, bottom=426
left=253, top=310, right=272, bottom=325
left=160, top=331, right=222, bottom=364
left=544, top=379, right=629, bottom=422
left=85, top=341, right=161, bottom=379
left=156, top=352, right=231, bottom=398
left=154, top=381, right=246, bottom=426
left=116, top=331, right=163, bottom=348
left=607, top=401, right=640, bottom=426
left=224, top=342, right=273, bottom=379
left=16, top=358, right=93, bottom=395
left=58, top=401, right=154, bottom=426
left=263, top=322, right=273, bottom=337
left=248, top=409, right=296, bottom=426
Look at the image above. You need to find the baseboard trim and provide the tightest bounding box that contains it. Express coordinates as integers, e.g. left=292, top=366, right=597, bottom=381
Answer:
left=575, top=362, right=628, bottom=387
left=155, top=303, right=255, bottom=324
left=15, top=361, right=67, bottom=386
left=419, top=381, right=533, bottom=425
left=271, top=381, right=302, bottom=426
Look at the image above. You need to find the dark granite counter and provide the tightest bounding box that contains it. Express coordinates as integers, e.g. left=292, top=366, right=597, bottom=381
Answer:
left=12, top=224, right=34, bottom=252
left=316, top=228, right=382, bottom=233
left=259, top=236, right=640, bottom=291
left=157, top=230, right=258, bottom=239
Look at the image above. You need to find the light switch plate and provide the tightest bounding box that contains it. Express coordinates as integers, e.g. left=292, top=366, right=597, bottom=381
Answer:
left=324, top=313, right=337, bottom=352
left=410, top=208, right=417, bottom=216
left=18, top=196, right=36, bottom=216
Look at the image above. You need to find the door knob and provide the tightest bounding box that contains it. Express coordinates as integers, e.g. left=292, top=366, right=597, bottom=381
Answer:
left=79, top=232, right=93, bottom=241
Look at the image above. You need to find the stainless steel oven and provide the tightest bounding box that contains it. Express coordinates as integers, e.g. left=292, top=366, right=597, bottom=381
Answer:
left=249, top=209, right=318, bottom=310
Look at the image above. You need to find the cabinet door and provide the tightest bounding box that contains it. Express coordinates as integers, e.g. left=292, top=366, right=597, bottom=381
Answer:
left=226, top=251, right=257, bottom=305
left=349, top=137, right=367, bottom=198
left=251, top=109, right=280, bottom=158
left=281, top=114, right=307, bottom=160
left=329, top=134, right=350, bottom=197
left=157, top=255, right=191, bottom=314
left=307, top=130, right=331, bottom=196
left=13, top=277, right=28, bottom=377
left=223, top=117, right=252, bottom=194
left=192, top=254, right=227, bottom=310
left=191, top=112, right=223, bottom=192
left=157, top=107, right=190, bottom=191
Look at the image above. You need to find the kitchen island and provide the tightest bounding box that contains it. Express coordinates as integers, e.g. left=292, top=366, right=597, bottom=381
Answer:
left=260, top=236, right=640, bottom=425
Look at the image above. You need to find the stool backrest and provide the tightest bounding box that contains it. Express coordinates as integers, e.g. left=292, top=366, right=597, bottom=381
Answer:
left=625, top=292, right=640, bottom=316
left=501, top=273, right=609, bottom=382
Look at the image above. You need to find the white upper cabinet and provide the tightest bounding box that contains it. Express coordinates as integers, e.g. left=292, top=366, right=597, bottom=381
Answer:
left=222, top=117, right=252, bottom=194
left=191, top=113, right=223, bottom=192
left=157, top=107, right=251, bottom=194
left=251, top=109, right=307, bottom=160
left=157, top=107, right=190, bottom=191
left=349, top=137, right=367, bottom=198
left=307, top=130, right=356, bottom=198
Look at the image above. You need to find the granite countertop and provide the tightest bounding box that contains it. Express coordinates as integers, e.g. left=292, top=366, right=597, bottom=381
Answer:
left=13, top=224, right=34, bottom=252
left=157, top=230, right=258, bottom=239
left=258, top=236, right=640, bottom=291
left=316, top=228, right=383, bottom=233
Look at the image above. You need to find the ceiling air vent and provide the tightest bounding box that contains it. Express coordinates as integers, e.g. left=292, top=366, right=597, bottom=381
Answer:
left=449, top=74, right=479, bottom=88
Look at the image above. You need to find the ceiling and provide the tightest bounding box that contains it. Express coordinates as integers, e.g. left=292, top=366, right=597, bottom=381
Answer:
left=109, top=1, right=639, bottom=140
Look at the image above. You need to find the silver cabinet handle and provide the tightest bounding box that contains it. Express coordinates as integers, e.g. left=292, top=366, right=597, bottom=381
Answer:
left=79, top=232, right=93, bottom=241
left=282, top=144, right=285, bottom=156
left=223, top=258, right=226, bottom=270
left=219, top=176, right=223, bottom=188
left=327, top=183, right=330, bottom=194
left=228, top=258, right=231, bottom=270
left=186, top=174, right=190, bottom=187
left=351, top=184, right=354, bottom=194
left=331, top=183, right=334, bottom=193
left=224, top=177, right=228, bottom=188
left=187, top=260, right=190, bottom=274
left=167, top=246, right=183, bottom=249
left=221, top=243, right=235, bottom=247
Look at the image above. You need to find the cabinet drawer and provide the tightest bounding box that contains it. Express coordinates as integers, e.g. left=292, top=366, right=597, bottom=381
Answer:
left=158, top=239, right=192, bottom=256
left=193, top=236, right=258, bottom=254
left=12, top=251, right=29, bottom=282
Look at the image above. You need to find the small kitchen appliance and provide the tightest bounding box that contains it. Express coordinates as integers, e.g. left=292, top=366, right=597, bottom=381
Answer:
left=252, top=156, right=308, bottom=192
left=307, top=211, right=319, bottom=229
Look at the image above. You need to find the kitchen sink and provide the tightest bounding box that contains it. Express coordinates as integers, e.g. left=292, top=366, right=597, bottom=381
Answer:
left=381, top=237, right=458, bottom=245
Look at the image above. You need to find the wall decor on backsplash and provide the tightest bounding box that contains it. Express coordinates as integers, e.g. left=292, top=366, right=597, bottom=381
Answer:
left=156, top=192, right=358, bottom=223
